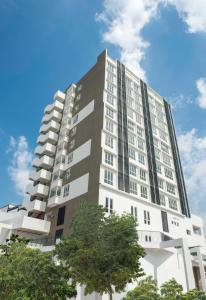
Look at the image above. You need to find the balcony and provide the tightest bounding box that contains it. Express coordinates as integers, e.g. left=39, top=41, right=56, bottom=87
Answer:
left=37, top=131, right=58, bottom=145
left=26, top=183, right=49, bottom=198
left=44, top=100, right=64, bottom=114
left=39, top=120, right=60, bottom=134
left=29, top=169, right=52, bottom=183
left=35, top=143, right=56, bottom=157
left=42, top=110, right=62, bottom=124
left=54, top=90, right=66, bottom=103
left=14, top=215, right=50, bottom=235
left=47, top=196, right=61, bottom=208
left=25, top=199, right=46, bottom=213
left=32, top=155, right=54, bottom=169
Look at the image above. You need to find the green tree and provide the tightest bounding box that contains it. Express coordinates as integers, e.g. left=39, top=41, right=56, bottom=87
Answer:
left=182, top=289, right=206, bottom=300
left=0, top=235, right=76, bottom=300
left=122, top=276, right=160, bottom=300
left=160, top=278, right=183, bottom=300
left=56, top=203, right=145, bottom=300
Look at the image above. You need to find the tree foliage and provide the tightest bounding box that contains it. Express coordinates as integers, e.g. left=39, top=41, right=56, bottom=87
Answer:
left=123, top=277, right=206, bottom=300
left=122, top=276, right=160, bottom=300
left=160, top=278, right=183, bottom=300
left=56, top=203, right=145, bottom=300
left=0, top=234, right=76, bottom=300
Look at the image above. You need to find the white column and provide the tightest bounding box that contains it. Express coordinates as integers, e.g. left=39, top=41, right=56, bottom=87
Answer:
left=182, top=238, right=196, bottom=291
left=193, top=247, right=206, bottom=291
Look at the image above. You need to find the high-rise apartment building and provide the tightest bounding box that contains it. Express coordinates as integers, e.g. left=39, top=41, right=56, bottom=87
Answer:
left=1, top=50, right=206, bottom=298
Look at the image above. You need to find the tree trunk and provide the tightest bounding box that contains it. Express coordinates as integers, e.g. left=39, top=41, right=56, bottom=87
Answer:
left=109, top=292, right=112, bottom=300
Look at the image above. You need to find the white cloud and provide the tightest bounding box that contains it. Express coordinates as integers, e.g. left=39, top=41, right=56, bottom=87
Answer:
left=97, top=0, right=206, bottom=80
left=178, top=129, right=206, bottom=223
left=96, top=0, right=161, bottom=80
left=166, top=0, right=206, bottom=33
left=167, top=94, right=192, bottom=110
left=8, top=136, right=33, bottom=197
left=196, top=77, right=206, bottom=109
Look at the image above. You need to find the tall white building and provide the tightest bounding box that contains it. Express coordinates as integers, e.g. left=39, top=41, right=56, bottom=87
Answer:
left=1, top=49, right=206, bottom=298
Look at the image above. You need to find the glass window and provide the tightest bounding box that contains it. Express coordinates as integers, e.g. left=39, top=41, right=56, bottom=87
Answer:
left=168, top=198, right=178, bottom=210
left=140, top=169, right=146, bottom=181
left=138, top=153, right=145, bottom=165
left=105, top=197, right=113, bottom=214
left=160, top=194, right=166, bottom=206
left=128, top=147, right=136, bottom=160
left=105, top=152, right=113, bottom=166
left=57, top=206, right=65, bottom=226
left=129, top=181, right=137, bottom=195
left=131, top=206, right=138, bottom=221
left=129, top=164, right=137, bottom=177
left=106, top=119, right=114, bottom=133
left=63, top=184, right=70, bottom=197
left=141, top=186, right=148, bottom=199
left=104, top=170, right=113, bottom=185
left=106, top=106, right=114, bottom=119
left=165, top=168, right=173, bottom=180
left=144, top=210, right=150, bottom=225
left=107, top=93, right=114, bottom=105
left=166, top=183, right=175, bottom=195
left=105, top=134, right=113, bottom=148
left=158, top=178, right=164, bottom=190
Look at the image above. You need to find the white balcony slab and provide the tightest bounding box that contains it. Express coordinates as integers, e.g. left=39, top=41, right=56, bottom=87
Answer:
left=29, top=169, right=51, bottom=183
left=35, top=143, right=56, bottom=157
left=54, top=90, right=66, bottom=102
left=39, top=120, right=60, bottom=134
left=37, top=131, right=58, bottom=145
left=44, top=100, right=64, bottom=114
left=32, top=155, right=54, bottom=169
left=42, top=110, right=62, bottom=124
left=27, top=183, right=49, bottom=198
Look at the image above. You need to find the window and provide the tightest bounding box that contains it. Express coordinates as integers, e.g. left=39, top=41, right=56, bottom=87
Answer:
left=106, top=119, right=114, bottom=133
left=131, top=206, right=138, bottom=221
left=165, top=168, right=173, bottom=180
left=107, top=61, right=115, bottom=73
left=128, top=133, right=135, bottom=145
left=168, top=198, right=178, bottom=210
left=68, top=153, right=73, bottom=164
left=107, top=93, right=114, bottom=105
left=141, top=186, right=148, bottom=199
left=137, top=138, right=144, bottom=151
left=138, top=153, right=145, bottom=165
left=160, top=194, right=166, bottom=206
left=107, top=71, right=115, bottom=83
left=55, top=155, right=66, bottom=166
left=159, top=130, right=167, bottom=142
left=158, top=178, right=164, bottom=190
left=128, top=147, right=136, bottom=160
left=127, top=108, right=133, bottom=119
left=104, top=170, right=113, bottom=185
left=186, top=229, right=191, bottom=235
left=105, top=152, right=113, bottom=166
left=156, top=163, right=162, bottom=174
left=63, top=184, right=70, bottom=197
left=155, top=148, right=161, bottom=160
left=64, top=168, right=71, bottom=181
left=137, top=126, right=143, bottom=137
left=161, top=142, right=169, bottom=154
left=193, top=226, right=202, bottom=235
left=166, top=183, right=175, bottom=195
left=105, top=134, right=113, bottom=148
left=107, top=82, right=115, bottom=94
left=162, top=154, right=171, bottom=166
left=106, top=106, right=114, bottom=119
left=50, top=187, right=61, bottom=198
left=153, top=137, right=159, bottom=147
left=57, top=206, right=65, bottom=226
left=145, top=235, right=152, bottom=242
left=128, top=120, right=135, bottom=132
left=136, top=113, right=142, bottom=124
left=129, top=164, right=137, bottom=177
left=52, top=170, right=63, bottom=182
left=127, top=97, right=134, bottom=108
left=140, top=169, right=146, bottom=181
left=144, top=210, right=150, bottom=225
left=105, top=197, right=113, bottom=214
left=130, top=181, right=137, bottom=195
left=55, top=229, right=63, bottom=243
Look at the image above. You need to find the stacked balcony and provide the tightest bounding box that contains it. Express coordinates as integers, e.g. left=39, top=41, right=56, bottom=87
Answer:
left=26, top=90, right=66, bottom=214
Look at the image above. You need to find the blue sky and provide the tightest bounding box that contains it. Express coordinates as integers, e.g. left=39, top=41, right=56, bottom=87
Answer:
left=0, top=0, right=206, bottom=220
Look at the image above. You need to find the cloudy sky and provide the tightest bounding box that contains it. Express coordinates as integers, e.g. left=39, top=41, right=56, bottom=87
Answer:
left=0, top=0, right=206, bottom=222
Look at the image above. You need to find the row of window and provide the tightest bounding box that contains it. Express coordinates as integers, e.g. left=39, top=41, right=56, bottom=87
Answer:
left=158, top=177, right=176, bottom=195
left=105, top=197, right=150, bottom=225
